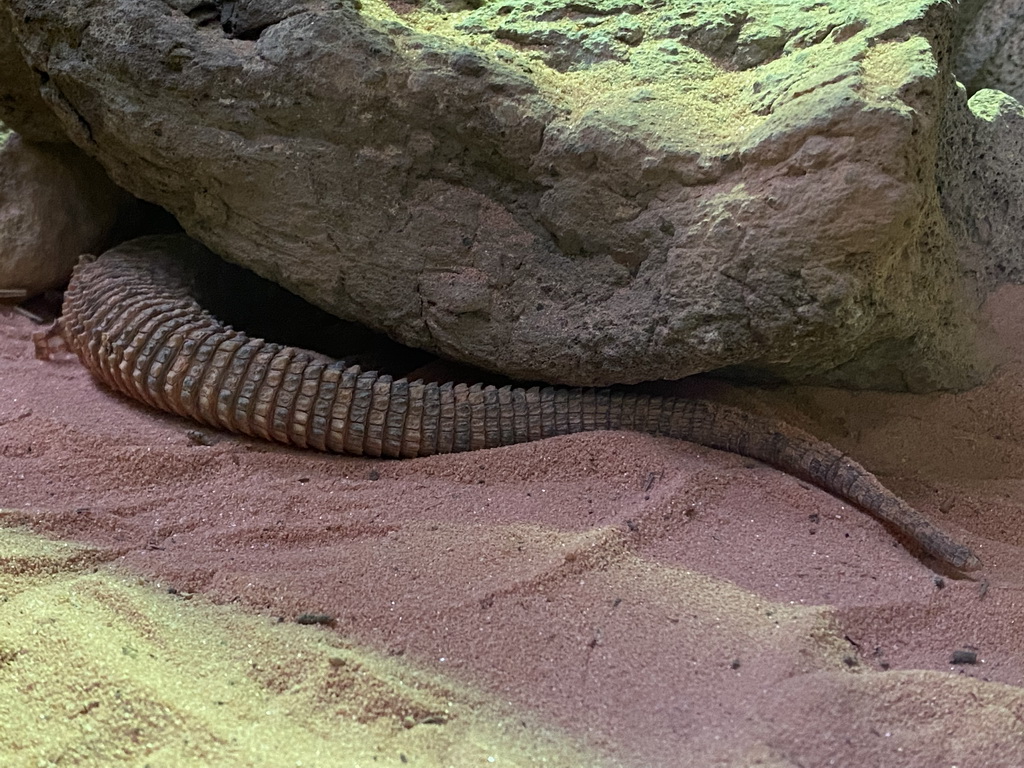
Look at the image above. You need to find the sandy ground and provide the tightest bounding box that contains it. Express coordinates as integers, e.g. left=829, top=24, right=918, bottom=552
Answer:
left=1, top=286, right=1024, bottom=767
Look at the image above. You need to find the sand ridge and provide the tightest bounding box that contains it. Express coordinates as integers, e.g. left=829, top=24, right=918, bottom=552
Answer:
left=1, top=286, right=1023, bottom=766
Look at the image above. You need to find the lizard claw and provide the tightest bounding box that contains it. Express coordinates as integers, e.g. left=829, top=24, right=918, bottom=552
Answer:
left=32, top=320, right=67, bottom=360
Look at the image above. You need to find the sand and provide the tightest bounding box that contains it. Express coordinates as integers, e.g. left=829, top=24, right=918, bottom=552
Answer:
left=1, top=285, right=1023, bottom=767
left=0, top=528, right=595, bottom=767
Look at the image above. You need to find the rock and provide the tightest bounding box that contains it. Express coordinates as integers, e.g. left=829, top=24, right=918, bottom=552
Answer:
left=955, top=0, right=1024, bottom=102
left=219, top=0, right=311, bottom=40
left=0, top=132, right=133, bottom=294
left=0, top=11, right=67, bottom=142
left=0, top=0, right=1008, bottom=390
left=939, top=86, right=1024, bottom=290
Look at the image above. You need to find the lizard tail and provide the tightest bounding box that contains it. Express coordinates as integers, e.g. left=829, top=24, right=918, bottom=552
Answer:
left=52, top=239, right=982, bottom=571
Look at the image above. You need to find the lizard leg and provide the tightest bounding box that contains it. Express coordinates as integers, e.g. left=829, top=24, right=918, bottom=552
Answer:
left=32, top=319, right=67, bottom=360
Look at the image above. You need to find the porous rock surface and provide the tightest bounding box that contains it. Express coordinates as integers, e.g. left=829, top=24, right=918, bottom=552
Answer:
left=939, top=86, right=1024, bottom=290
left=0, top=0, right=1015, bottom=389
left=0, top=132, right=132, bottom=294
left=955, top=0, right=1024, bottom=102
left=0, top=18, right=66, bottom=143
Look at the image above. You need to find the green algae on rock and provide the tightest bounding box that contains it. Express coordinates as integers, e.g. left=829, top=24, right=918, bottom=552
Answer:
left=0, top=0, right=1015, bottom=390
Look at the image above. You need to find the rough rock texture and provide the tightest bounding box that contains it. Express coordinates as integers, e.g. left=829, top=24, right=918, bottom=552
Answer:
left=0, top=0, right=1009, bottom=390
left=0, top=16, right=66, bottom=143
left=939, top=0, right=1024, bottom=315
left=0, top=133, right=133, bottom=294
left=938, top=86, right=1024, bottom=289
left=955, top=0, right=1024, bottom=101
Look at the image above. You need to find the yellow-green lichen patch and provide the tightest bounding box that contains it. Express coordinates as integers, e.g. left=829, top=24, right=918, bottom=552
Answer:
left=0, top=526, right=604, bottom=768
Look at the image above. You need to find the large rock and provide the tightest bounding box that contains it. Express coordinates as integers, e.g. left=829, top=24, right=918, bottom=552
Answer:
left=955, top=0, right=1024, bottom=102
left=0, top=0, right=1012, bottom=389
left=938, top=87, right=1024, bottom=290
left=0, top=132, right=133, bottom=294
left=0, top=13, right=66, bottom=142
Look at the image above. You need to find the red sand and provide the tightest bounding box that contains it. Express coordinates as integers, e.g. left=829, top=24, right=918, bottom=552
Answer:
left=2, top=287, right=1023, bottom=767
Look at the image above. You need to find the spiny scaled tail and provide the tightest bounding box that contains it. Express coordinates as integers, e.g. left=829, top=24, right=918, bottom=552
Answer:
left=655, top=398, right=981, bottom=571
left=390, top=383, right=978, bottom=570
left=54, top=248, right=980, bottom=572
left=368, top=382, right=688, bottom=458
